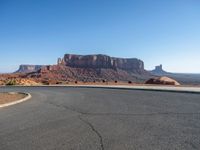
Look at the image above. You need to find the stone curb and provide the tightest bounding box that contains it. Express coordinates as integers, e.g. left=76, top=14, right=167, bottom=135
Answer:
left=0, top=92, right=32, bottom=108
left=6, top=85, right=200, bottom=94
left=63, top=85, right=200, bottom=94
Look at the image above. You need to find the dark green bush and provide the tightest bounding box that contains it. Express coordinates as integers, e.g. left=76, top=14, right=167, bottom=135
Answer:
left=128, top=81, right=132, bottom=84
left=102, top=79, right=106, bottom=83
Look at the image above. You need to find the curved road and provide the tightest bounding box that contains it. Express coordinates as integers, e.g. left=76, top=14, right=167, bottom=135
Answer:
left=0, top=86, right=200, bottom=150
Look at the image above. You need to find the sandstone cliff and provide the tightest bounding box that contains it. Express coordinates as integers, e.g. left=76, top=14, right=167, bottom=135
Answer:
left=150, top=64, right=170, bottom=76
left=62, top=54, right=145, bottom=74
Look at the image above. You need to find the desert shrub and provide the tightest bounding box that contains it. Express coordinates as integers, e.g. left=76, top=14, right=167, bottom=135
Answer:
left=115, top=80, right=118, bottom=83
left=102, top=79, right=106, bottom=83
left=56, top=81, right=62, bottom=84
left=42, top=80, right=50, bottom=85
left=75, top=81, right=78, bottom=84
left=6, top=80, right=17, bottom=86
left=128, top=81, right=132, bottom=84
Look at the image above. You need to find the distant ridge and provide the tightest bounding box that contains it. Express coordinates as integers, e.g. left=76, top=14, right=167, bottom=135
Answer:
left=15, top=65, right=45, bottom=73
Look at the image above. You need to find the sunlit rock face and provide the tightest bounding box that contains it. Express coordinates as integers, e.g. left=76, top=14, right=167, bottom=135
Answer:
left=63, top=54, right=145, bottom=74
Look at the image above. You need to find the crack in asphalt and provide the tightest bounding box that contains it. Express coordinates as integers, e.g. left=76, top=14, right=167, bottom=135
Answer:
left=47, top=101, right=105, bottom=150
left=46, top=101, right=84, bottom=114
left=46, top=101, right=200, bottom=150
left=78, top=115, right=105, bottom=150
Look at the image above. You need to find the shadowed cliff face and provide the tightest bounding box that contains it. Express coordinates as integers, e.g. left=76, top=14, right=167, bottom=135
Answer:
left=15, top=65, right=44, bottom=73
left=63, top=54, right=145, bottom=73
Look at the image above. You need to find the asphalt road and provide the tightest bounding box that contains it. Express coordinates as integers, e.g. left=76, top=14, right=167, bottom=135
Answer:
left=0, top=86, right=200, bottom=150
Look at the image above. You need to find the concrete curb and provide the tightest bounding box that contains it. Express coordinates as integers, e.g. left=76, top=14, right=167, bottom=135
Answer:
left=0, top=92, right=32, bottom=108
left=62, top=85, right=200, bottom=94
left=5, top=85, right=200, bottom=94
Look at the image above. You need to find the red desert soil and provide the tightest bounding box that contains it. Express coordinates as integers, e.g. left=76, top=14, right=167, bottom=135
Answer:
left=0, top=93, right=26, bottom=105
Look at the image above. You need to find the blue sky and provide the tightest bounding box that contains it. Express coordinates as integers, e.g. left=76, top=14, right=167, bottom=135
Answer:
left=0, top=0, right=200, bottom=73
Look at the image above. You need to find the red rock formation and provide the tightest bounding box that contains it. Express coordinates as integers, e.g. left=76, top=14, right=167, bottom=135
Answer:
left=63, top=54, right=145, bottom=74
left=145, top=76, right=180, bottom=85
left=1, top=54, right=151, bottom=85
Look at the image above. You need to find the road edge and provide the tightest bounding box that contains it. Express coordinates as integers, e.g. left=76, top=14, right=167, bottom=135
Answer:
left=4, top=85, right=200, bottom=94
left=60, top=85, right=200, bottom=94
left=0, top=92, right=32, bottom=108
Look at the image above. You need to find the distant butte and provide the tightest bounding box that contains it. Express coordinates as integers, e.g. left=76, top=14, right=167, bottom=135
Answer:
left=15, top=65, right=45, bottom=73
left=150, top=64, right=170, bottom=76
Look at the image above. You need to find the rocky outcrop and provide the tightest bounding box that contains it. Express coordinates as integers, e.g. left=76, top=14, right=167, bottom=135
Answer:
left=12, top=54, right=151, bottom=84
left=63, top=54, right=145, bottom=74
left=25, top=53, right=150, bottom=83
left=145, top=76, right=180, bottom=85
left=150, top=64, right=170, bottom=76
left=15, top=65, right=45, bottom=73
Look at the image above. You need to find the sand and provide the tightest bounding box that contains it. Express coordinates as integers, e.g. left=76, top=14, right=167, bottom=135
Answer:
left=0, top=93, right=26, bottom=105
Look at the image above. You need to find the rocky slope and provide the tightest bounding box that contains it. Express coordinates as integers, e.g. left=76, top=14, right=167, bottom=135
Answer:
left=27, top=65, right=149, bottom=82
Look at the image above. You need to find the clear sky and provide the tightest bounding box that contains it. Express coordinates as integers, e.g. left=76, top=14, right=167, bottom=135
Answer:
left=0, top=0, right=200, bottom=73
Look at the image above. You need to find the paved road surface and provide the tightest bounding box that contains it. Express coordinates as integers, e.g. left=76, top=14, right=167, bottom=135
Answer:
left=0, top=86, right=200, bottom=150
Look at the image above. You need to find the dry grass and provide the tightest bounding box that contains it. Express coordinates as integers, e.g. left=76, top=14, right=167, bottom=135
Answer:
left=0, top=93, right=26, bottom=105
